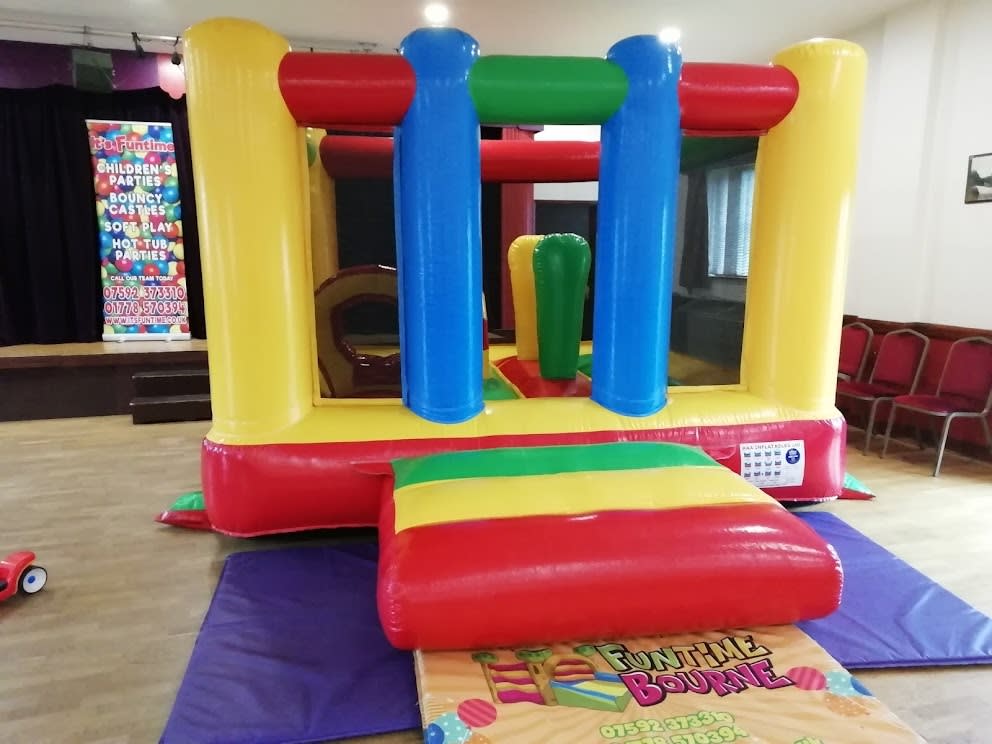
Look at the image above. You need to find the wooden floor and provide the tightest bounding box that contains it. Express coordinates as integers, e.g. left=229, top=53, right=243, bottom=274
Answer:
left=0, top=417, right=990, bottom=744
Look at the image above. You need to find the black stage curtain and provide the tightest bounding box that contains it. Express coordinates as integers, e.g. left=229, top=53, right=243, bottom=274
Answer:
left=0, top=85, right=204, bottom=345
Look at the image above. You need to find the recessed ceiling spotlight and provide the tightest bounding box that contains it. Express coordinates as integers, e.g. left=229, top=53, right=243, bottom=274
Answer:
left=658, top=26, right=682, bottom=45
left=424, top=2, right=450, bottom=26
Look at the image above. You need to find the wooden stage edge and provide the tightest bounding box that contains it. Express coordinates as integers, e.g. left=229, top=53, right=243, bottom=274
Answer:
left=0, top=339, right=208, bottom=370
left=0, top=340, right=210, bottom=422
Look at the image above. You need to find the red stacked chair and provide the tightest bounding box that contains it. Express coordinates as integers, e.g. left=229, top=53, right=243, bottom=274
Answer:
left=836, top=329, right=929, bottom=454
left=838, top=321, right=873, bottom=382
left=881, top=336, right=992, bottom=476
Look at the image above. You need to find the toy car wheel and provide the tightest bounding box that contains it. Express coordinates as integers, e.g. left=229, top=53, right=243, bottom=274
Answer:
left=19, top=566, right=47, bottom=595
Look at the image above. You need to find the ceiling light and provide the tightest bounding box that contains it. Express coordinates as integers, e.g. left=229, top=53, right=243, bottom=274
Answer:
left=658, top=26, right=681, bottom=45
left=423, top=3, right=450, bottom=26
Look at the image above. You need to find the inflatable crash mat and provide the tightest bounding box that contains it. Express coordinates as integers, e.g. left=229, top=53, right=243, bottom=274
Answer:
left=377, top=442, right=842, bottom=651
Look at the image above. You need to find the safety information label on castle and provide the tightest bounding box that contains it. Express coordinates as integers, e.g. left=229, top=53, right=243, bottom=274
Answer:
left=739, top=440, right=805, bottom=488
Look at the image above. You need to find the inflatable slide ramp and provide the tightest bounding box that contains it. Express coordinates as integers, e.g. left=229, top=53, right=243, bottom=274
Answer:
left=377, top=442, right=841, bottom=651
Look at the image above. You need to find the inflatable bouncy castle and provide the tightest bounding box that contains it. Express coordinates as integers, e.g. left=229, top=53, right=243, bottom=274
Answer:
left=183, top=19, right=865, bottom=650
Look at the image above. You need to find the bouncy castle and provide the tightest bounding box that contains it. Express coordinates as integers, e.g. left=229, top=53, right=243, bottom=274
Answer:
left=183, top=18, right=865, bottom=650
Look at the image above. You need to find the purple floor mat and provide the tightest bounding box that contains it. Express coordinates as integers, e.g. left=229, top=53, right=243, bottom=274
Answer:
left=797, top=511, right=992, bottom=668
left=162, top=514, right=992, bottom=743
left=159, top=544, right=419, bottom=744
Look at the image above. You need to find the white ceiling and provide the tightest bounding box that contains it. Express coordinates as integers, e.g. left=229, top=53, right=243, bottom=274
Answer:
left=0, top=0, right=909, bottom=61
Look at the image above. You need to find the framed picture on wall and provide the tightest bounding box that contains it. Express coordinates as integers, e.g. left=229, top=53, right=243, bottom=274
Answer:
left=965, top=152, right=992, bottom=203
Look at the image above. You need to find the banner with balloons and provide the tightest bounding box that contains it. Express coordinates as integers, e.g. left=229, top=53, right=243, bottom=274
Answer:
left=86, top=119, right=189, bottom=341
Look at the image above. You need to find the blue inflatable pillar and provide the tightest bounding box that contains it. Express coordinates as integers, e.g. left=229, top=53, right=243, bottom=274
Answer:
left=591, top=36, right=682, bottom=416
left=395, top=29, right=483, bottom=423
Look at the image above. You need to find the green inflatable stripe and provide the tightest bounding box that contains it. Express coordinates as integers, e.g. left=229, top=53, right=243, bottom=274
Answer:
left=577, top=353, right=594, bottom=379
left=469, top=56, right=628, bottom=125
left=483, top=375, right=520, bottom=400
left=843, top=472, right=874, bottom=495
left=167, top=490, right=204, bottom=512
left=534, top=234, right=590, bottom=380
left=392, top=442, right=716, bottom=490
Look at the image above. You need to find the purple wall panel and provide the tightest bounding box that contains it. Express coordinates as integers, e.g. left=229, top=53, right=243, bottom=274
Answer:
left=0, top=39, right=184, bottom=97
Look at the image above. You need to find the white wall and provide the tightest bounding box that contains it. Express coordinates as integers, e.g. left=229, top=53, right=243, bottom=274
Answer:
left=844, top=0, right=992, bottom=328
left=534, top=125, right=599, bottom=202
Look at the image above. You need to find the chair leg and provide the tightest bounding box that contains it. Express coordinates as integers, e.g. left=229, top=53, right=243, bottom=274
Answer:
left=864, top=399, right=883, bottom=455
left=933, top=417, right=954, bottom=477
left=880, top=405, right=899, bottom=460
left=981, top=416, right=992, bottom=455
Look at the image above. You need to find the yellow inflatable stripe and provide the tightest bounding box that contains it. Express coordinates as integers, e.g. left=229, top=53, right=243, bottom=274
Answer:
left=393, top=466, right=776, bottom=533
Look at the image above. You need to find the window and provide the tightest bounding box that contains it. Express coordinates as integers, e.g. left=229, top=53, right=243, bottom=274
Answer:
left=706, top=164, right=755, bottom=278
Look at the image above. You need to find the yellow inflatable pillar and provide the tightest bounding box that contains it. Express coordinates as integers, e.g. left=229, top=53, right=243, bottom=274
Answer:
left=184, top=19, right=314, bottom=434
left=507, top=235, right=542, bottom=361
left=307, top=127, right=339, bottom=290
left=482, top=293, right=492, bottom=379
left=742, top=40, right=866, bottom=412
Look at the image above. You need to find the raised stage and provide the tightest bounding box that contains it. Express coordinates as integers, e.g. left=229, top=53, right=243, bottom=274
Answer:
left=0, top=340, right=210, bottom=423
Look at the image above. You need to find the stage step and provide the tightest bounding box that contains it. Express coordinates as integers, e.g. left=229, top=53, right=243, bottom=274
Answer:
left=131, top=393, right=212, bottom=425
left=132, top=368, right=210, bottom=398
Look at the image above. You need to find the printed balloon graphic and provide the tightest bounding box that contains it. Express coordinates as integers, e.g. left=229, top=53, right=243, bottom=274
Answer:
left=457, top=699, right=497, bottom=728
left=850, top=676, right=872, bottom=696
left=427, top=712, right=471, bottom=744
left=95, top=175, right=113, bottom=196
left=825, top=670, right=861, bottom=697
left=824, top=692, right=870, bottom=717
left=785, top=666, right=827, bottom=691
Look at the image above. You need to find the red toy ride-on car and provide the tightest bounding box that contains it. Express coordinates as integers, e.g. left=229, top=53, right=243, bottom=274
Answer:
left=0, top=551, right=47, bottom=602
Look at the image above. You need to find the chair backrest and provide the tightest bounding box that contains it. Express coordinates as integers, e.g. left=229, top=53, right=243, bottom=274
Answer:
left=869, top=328, right=929, bottom=392
left=936, top=336, right=992, bottom=411
left=839, top=322, right=873, bottom=380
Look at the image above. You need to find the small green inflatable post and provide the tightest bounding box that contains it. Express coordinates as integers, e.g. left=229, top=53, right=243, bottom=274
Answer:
left=532, top=233, right=591, bottom=380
